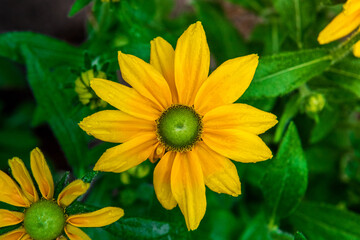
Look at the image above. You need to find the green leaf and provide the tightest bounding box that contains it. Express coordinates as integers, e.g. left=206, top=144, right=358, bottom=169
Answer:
left=106, top=218, right=171, bottom=240
left=54, top=171, right=70, bottom=199
left=274, top=94, right=301, bottom=143
left=69, top=0, right=93, bottom=17
left=0, top=32, right=83, bottom=67
left=22, top=47, right=93, bottom=176
left=325, top=58, right=360, bottom=98
left=294, top=232, right=307, bottom=240
left=273, top=0, right=316, bottom=48
left=239, top=213, right=272, bottom=240
left=290, top=202, right=360, bottom=240
left=243, top=49, right=331, bottom=99
left=261, top=122, right=308, bottom=219
left=309, top=107, right=339, bottom=144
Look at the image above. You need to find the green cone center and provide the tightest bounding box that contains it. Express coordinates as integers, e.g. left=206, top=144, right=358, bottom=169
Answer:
left=24, top=200, right=65, bottom=240
left=156, top=104, right=202, bottom=151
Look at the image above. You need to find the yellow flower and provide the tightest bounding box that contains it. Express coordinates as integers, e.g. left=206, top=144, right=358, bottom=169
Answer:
left=75, top=70, right=107, bottom=109
left=318, top=0, right=360, bottom=57
left=0, top=148, right=124, bottom=240
left=79, top=21, right=277, bottom=230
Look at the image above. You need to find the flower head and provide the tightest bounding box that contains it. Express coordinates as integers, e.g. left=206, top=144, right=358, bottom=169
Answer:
left=79, top=21, right=277, bottom=230
left=75, top=69, right=107, bottom=109
left=318, top=0, right=360, bottom=57
left=0, top=148, right=124, bottom=240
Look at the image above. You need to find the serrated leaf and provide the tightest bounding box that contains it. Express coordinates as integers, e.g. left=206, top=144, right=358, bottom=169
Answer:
left=261, top=122, right=308, bottom=219
left=290, top=202, right=360, bottom=240
left=22, top=47, right=92, bottom=176
left=243, top=49, right=331, bottom=99
left=273, top=0, right=316, bottom=48
left=69, top=0, right=93, bottom=17
left=0, top=32, right=83, bottom=67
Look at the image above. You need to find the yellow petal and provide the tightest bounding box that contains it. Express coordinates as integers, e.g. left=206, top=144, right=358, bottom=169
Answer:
left=0, top=210, right=24, bottom=227
left=203, top=103, right=278, bottom=135
left=94, top=133, right=158, bottom=173
left=118, top=52, right=172, bottom=110
left=318, top=10, right=360, bottom=44
left=344, top=0, right=360, bottom=15
left=20, top=234, right=31, bottom=240
left=195, top=142, right=241, bottom=197
left=150, top=37, right=177, bottom=103
left=79, top=110, right=155, bottom=143
left=153, top=152, right=177, bottom=210
left=8, top=157, right=38, bottom=203
left=57, top=180, right=90, bottom=208
left=194, top=55, right=259, bottom=114
left=202, top=129, right=273, bottom=163
left=0, top=227, right=26, bottom=240
left=90, top=78, right=161, bottom=121
left=30, top=148, right=54, bottom=200
left=174, top=21, right=210, bottom=105
left=67, top=207, right=124, bottom=227
left=354, top=40, right=360, bottom=57
left=149, top=143, right=165, bottom=163
left=0, top=171, right=30, bottom=207
left=170, top=152, right=206, bottom=231
left=64, top=225, right=91, bottom=240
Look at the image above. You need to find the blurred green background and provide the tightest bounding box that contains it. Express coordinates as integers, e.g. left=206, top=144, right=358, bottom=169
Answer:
left=1, top=0, right=360, bottom=239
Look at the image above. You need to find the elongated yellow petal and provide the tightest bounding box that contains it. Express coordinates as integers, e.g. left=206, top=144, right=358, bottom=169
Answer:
left=57, top=180, right=90, bottom=208
left=318, top=10, right=360, bottom=44
left=9, top=157, right=38, bottom=203
left=118, top=52, right=172, bottom=110
left=0, top=210, right=24, bottom=227
left=203, top=104, right=278, bottom=135
left=30, top=148, right=54, bottom=200
left=0, top=171, right=30, bottom=207
left=67, top=207, right=124, bottom=227
left=194, top=55, right=259, bottom=114
left=203, top=129, right=273, bottom=163
left=174, top=21, right=210, bottom=106
left=344, top=0, right=360, bottom=15
left=195, top=142, right=241, bottom=197
left=354, top=40, right=360, bottom=57
left=153, top=152, right=177, bottom=210
left=79, top=110, right=155, bottom=143
left=94, top=133, right=158, bottom=173
left=150, top=37, right=178, bottom=103
left=90, top=78, right=161, bottom=121
left=0, top=227, right=26, bottom=240
left=64, top=225, right=91, bottom=240
left=56, top=236, right=67, bottom=240
left=171, top=152, right=206, bottom=230
left=19, top=234, right=31, bottom=240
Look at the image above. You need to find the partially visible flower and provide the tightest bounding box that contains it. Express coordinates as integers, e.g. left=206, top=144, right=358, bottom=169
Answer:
left=0, top=148, right=124, bottom=240
left=75, top=70, right=107, bottom=109
left=80, top=21, right=277, bottom=230
left=318, top=0, right=360, bottom=57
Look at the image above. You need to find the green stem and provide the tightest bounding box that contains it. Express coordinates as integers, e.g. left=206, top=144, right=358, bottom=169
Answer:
left=330, top=31, right=360, bottom=64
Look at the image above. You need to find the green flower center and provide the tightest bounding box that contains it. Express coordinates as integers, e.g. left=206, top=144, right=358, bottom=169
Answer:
left=24, top=200, right=66, bottom=240
left=156, top=104, right=203, bottom=152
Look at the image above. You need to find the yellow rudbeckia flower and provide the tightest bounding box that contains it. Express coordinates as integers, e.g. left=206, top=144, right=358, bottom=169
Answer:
left=0, top=148, right=124, bottom=240
left=318, top=0, right=360, bottom=57
left=80, top=21, right=277, bottom=230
